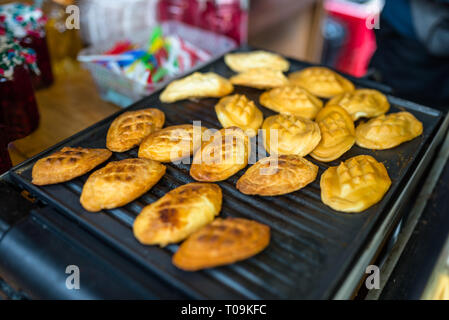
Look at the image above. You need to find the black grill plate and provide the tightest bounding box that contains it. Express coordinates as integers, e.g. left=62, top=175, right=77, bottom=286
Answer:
left=10, top=51, right=443, bottom=299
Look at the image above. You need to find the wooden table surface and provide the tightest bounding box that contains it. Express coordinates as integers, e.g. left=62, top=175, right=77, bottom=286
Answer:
left=8, top=67, right=120, bottom=166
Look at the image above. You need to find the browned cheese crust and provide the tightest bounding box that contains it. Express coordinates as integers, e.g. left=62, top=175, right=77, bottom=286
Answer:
left=190, top=127, right=250, bottom=182
left=262, top=114, right=321, bottom=157
left=133, top=183, right=222, bottom=246
left=310, top=105, right=355, bottom=162
left=160, top=72, right=234, bottom=103
left=237, top=155, right=318, bottom=196
left=32, top=147, right=112, bottom=185
left=288, top=66, right=354, bottom=98
left=224, top=50, right=290, bottom=72
left=355, top=112, right=423, bottom=150
left=138, top=124, right=208, bottom=162
left=215, top=94, right=263, bottom=137
left=106, top=108, right=165, bottom=152
left=230, top=68, right=289, bottom=89
left=320, top=155, right=391, bottom=212
left=80, top=158, right=166, bottom=212
left=173, top=217, right=270, bottom=271
left=259, top=85, right=323, bottom=119
left=326, top=89, right=390, bottom=121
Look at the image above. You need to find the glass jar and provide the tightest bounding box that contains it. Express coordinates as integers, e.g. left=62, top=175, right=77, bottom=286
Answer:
left=19, top=33, right=54, bottom=88
left=42, top=0, right=83, bottom=75
left=0, top=64, right=40, bottom=140
left=0, top=3, right=54, bottom=89
left=0, top=124, right=13, bottom=174
left=0, top=37, right=40, bottom=141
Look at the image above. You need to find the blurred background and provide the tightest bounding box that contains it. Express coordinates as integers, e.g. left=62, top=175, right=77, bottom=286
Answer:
left=2, top=0, right=383, bottom=73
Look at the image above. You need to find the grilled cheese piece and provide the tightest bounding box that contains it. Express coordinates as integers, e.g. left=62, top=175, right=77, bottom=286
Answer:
left=215, top=94, right=263, bottom=137
left=32, top=147, right=112, bottom=185
left=173, top=217, right=270, bottom=271
left=262, top=114, right=321, bottom=157
left=259, top=85, right=323, bottom=119
left=106, top=108, right=165, bottom=152
left=230, top=68, right=289, bottom=89
left=133, top=183, right=222, bottom=247
left=237, top=155, right=318, bottom=196
left=288, top=66, right=354, bottom=98
left=80, top=158, right=165, bottom=212
left=355, top=112, right=423, bottom=150
left=160, top=72, right=233, bottom=103
left=224, top=50, right=289, bottom=72
left=326, top=89, right=390, bottom=121
left=320, top=155, right=391, bottom=212
left=138, top=124, right=207, bottom=162
left=310, top=105, right=355, bottom=162
left=190, top=127, right=250, bottom=182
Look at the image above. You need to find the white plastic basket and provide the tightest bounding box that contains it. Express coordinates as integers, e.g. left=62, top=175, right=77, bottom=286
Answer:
left=79, top=21, right=237, bottom=107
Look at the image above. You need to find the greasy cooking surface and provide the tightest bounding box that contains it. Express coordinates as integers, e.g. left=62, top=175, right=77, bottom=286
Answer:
left=10, top=53, right=442, bottom=299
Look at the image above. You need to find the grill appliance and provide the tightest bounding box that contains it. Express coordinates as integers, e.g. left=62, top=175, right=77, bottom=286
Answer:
left=0, top=49, right=447, bottom=299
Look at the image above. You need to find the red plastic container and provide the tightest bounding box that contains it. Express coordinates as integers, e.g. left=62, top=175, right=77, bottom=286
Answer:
left=324, top=0, right=382, bottom=77
left=200, top=0, right=247, bottom=44
left=157, top=0, right=201, bottom=26
left=157, top=0, right=247, bottom=44
left=0, top=65, right=40, bottom=140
